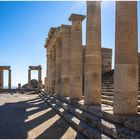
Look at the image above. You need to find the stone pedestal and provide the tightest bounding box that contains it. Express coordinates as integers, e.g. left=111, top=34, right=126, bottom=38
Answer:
left=113, top=1, right=138, bottom=115
left=61, top=25, right=71, bottom=97
left=0, top=70, right=3, bottom=89
left=84, top=1, right=101, bottom=105
left=55, top=39, right=62, bottom=97
left=8, top=69, right=11, bottom=89
left=69, top=14, right=85, bottom=100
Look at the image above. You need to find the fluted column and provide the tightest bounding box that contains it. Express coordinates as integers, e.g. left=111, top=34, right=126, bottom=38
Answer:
left=55, top=39, right=62, bottom=97
left=8, top=69, right=11, bottom=89
left=61, top=25, right=71, bottom=97
left=113, top=1, right=138, bottom=115
left=84, top=1, right=101, bottom=105
left=28, top=69, right=31, bottom=89
left=0, top=70, right=4, bottom=89
left=69, top=14, right=85, bottom=100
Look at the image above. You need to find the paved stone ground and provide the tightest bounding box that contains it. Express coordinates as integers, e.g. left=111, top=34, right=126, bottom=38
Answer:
left=0, top=93, right=85, bottom=139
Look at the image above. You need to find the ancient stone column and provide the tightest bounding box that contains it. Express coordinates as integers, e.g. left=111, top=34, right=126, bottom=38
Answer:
left=47, top=50, right=51, bottom=93
left=55, top=39, right=62, bottom=97
left=69, top=14, right=85, bottom=100
left=8, top=69, right=11, bottom=89
left=61, top=25, right=71, bottom=97
left=52, top=46, right=56, bottom=93
left=50, top=49, right=53, bottom=93
left=28, top=69, right=32, bottom=89
left=38, top=66, right=42, bottom=89
left=0, top=70, right=4, bottom=89
left=113, top=1, right=138, bottom=115
left=84, top=1, right=101, bottom=105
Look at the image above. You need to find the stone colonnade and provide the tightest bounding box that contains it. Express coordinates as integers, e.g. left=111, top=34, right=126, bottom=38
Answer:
left=28, top=65, right=42, bottom=89
left=0, top=66, right=11, bottom=89
left=45, top=1, right=138, bottom=115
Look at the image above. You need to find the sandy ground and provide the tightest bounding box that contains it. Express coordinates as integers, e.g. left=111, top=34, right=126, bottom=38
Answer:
left=0, top=93, right=85, bottom=139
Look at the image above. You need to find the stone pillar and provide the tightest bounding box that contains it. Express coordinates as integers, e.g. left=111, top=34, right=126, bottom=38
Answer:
left=69, top=14, right=85, bottom=100
left=0, top=70, right=4, bottom=89
left=47, top=50, right=51, bottom=93
left=50, top=50, right=53, bottom=93
left=113, top=1, right=138, bottom=115
left=38, top=66, right=42, bottom=89
left=52, top=46, right=56, bottom=93
left=55, top=39, right=62, bottom=97
left=28, top=69, right=32, bottom=89
left=84, top=1, right=101, bottom=105
left=8, top=69, right=11, bottom=89
left=61, top=25, right=71, bottom=97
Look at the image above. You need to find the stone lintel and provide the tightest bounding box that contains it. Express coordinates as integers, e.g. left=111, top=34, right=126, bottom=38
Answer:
left=69, top=14, right=86, bottom=22
left=29, top=65, right=42, bottom=70
left=0, top=66, right=11, bottom=70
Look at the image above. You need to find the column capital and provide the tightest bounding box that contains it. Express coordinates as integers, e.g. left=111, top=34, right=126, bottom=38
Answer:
left=69, top=14, right=85, bottom=22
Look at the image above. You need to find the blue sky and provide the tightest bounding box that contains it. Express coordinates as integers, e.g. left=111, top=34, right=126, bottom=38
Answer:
left=0, top=1, right=140, bottom=87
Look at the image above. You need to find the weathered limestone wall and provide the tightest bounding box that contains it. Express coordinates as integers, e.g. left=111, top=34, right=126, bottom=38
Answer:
left=113, top=1, right=138, bottom=115
left=102, top=48, right=112, bottom=73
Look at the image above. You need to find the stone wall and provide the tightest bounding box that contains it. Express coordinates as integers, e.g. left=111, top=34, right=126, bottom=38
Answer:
left=101, top=48, right=112, bottom=73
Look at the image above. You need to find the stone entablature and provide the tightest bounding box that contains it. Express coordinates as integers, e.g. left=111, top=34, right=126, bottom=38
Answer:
left=44, top=25, right=71, bottom=50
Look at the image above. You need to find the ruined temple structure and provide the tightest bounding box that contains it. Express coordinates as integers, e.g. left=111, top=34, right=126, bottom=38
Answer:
left=39, top=1, right=140, bottom=139
left=28, top=65, right=42, bottom=89
left=0, top=66, right=11, bottom=89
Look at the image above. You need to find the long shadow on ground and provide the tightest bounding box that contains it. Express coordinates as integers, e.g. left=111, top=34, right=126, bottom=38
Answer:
left=0, top=95, right=85, bottom=139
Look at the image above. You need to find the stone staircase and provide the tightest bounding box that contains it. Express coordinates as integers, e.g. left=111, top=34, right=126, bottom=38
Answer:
left=38, top=92, right=140, bottom=139
left=38, top=70, right=140, bottom=138
left=101, top=70, right=140, bottom=112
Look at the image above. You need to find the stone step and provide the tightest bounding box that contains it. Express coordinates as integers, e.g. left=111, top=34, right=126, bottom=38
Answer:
left=101, top=95, right=113, bottom=100
left=102, top=92, right=114, bottom=96
left=101, top=99, right=113, bottom=106
left=69, top=107, right=140, bottom=139
left=102, top=87, right=113, bottom=89
left=39, top=92, right=140, bottom=138
left=38, top=92, right=110, bottom=139
left=102, top=89, right=114, bottom=92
